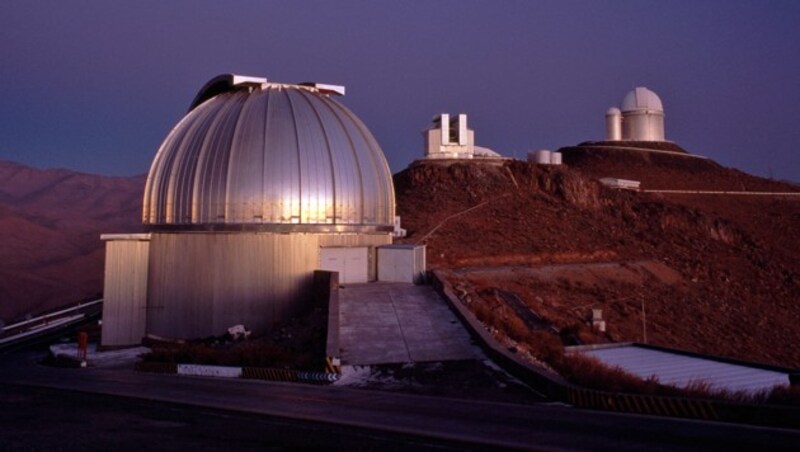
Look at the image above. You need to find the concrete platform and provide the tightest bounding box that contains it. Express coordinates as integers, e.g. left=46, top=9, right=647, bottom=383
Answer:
left=337, top=283, right=482, bottom=365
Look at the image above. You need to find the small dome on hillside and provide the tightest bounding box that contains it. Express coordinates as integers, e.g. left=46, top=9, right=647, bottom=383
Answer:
left=621, top=87, right=663, bottom=112
left=606, top=107, right=621, bottom=116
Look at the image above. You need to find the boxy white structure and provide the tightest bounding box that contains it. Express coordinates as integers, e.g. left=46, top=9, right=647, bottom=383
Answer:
left=423, top=113, right=475, bottom=159
left=527, top=149, right=562, bottom=166
left=377, top=244, right=426, bottom=284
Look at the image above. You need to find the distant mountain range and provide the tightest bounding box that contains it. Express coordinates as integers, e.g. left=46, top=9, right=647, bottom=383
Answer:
left=0, top=160, right=144, bottom=322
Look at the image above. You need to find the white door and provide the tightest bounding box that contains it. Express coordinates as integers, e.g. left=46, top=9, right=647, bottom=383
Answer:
left=378, top=248, right=416, bottom=283
left=319, top=247, right=369, bottom=284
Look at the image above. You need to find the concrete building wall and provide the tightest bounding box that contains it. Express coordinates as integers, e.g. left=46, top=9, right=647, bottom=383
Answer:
left=101, top=235, right=151, bottom=347
left=145, top=232, right=390, bottom=339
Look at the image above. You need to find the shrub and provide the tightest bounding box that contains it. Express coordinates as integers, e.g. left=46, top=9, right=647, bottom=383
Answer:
left=505, top=315, right=529, bottom=342
left=554, top=353, right=663, bottom=394
left=526, top=330, right=564, bottom=363
left=472, top=301, right=493, bottom=324
left=764, top=385, right=800, bottom=406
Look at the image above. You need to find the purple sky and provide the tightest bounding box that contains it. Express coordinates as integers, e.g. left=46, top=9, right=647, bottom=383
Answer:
left=1, top=0, right=799, bottom=181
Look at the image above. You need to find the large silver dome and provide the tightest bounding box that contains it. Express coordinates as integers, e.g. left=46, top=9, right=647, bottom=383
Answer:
left=143, top=74, right=395, bottom=231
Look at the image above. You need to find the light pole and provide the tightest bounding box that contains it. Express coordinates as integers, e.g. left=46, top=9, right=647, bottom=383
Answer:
left=641, top=299, right=647, bottom=344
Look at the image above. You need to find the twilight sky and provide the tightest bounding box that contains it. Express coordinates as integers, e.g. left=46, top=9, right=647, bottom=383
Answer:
left=1, top=0, right=799, bottom=181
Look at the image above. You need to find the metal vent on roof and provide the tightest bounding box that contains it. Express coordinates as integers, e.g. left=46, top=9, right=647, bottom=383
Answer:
left=299, top=82, right=346, bottom=96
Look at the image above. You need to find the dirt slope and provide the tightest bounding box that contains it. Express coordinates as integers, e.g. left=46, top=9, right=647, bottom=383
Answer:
left=394, top=157, right=800, bottom=367
left=559, top=143, right=799, bottom=192
left=0, top=161, right=144, bottom=322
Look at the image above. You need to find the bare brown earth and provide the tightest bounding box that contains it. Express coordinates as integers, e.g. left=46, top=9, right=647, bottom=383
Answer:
left=0, top=160, right=144, bottom=322
left=395, top=151, right=800, bottom=368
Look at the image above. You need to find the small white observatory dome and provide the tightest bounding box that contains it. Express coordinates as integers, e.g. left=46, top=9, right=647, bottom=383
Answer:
left=606, top=86, right=666, bottom=142
left=621, top=87, right=664, bottom=113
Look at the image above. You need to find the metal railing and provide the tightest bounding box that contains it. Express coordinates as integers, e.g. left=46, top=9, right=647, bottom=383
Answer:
left=1, top=299, right=103, bottom=335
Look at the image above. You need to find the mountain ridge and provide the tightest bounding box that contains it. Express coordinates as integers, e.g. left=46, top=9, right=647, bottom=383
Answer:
left=0, top=160, right=145, bottom=321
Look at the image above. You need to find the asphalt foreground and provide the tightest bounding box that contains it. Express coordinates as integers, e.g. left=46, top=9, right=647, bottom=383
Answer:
left=2, top=352, right=800, bottom=450
left=0, top=385, right=467, bottom=451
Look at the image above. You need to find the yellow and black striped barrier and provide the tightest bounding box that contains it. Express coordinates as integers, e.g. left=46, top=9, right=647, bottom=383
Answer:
left=568, top=387, right=718, bottom=420
left=325, top=356, right=341, bottom=375
left=242, top=367, right=300, bottom=382
left=242, top=367, right=338, bottom=385
left=135, top=362, right=339, bottom=385
left=135, top=361, right=178, bottom=374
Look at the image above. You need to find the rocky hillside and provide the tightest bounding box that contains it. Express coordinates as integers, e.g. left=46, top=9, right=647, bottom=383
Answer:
left=0, top=161, right=144, bottom=322
left=394, top=157, right=800, bottom=367
left=559, top=143, right=799, bottom=192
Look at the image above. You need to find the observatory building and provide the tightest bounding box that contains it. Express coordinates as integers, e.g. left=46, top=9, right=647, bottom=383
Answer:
left=424, top=113, right=475, bottom=159
left=101, top=74, right=395, bottom=346
left=422, top=113, right=502, bottom=160
left=605, top=87, right=665, bottom=142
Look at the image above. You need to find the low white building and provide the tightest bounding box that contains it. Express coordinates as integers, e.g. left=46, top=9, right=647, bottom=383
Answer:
left=599, top=177, right=641, bottom=190
left=527, top=149, right=562, bottom=165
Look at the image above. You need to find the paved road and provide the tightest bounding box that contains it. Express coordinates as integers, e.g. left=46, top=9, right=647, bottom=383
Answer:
left=2, top=352, right=800, bottom=450
left=0, top=384, right=473, bottom=451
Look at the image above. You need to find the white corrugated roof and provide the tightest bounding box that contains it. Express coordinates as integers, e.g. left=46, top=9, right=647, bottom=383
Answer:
left=569, top=344, right=790, bottom=394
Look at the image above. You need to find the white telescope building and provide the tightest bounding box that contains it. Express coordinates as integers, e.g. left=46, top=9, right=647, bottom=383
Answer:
left=100, top=74, right=395, bottom=346
left=605, top=87, right=665, bottom=142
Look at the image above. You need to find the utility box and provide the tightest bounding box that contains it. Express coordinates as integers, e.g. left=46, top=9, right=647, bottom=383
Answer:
left=591, top=308, right=606, bottom=333
left=377, top=244, right=426, bottom=284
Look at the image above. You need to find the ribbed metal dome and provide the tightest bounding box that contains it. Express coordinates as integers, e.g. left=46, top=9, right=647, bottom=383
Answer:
left=143, top=75, right=395, bottom=231
left=621, top=87, right=664, bottom=113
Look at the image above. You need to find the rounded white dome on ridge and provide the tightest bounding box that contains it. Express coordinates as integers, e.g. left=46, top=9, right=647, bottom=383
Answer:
left=605, top=86, right=665, bottom=141
left=621, top=87, right=663, bottom=112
